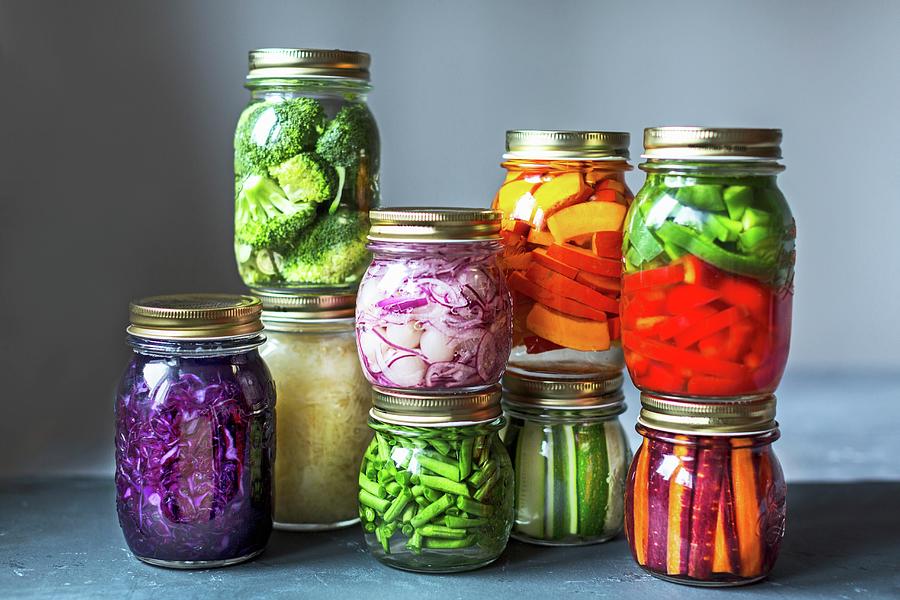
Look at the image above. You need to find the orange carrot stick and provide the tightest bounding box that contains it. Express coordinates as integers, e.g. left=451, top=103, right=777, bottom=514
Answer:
left=633, top=438, right=652, bottom=565
left=731, top=441, right=762, bottom=577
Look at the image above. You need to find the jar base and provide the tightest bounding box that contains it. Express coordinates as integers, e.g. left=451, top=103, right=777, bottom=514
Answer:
left=642, top=567, right=767, bottom=587
left=135, top=548, right=264, bottom=570
left=511, top=531, right=619, bottom=547
left=375, top=553, right=500, bottom=574
left=274, top=517, right=360, bottom=532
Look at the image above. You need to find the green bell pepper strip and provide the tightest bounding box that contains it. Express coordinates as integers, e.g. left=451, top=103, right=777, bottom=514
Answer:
left=655, top=222, right=774, bottom=282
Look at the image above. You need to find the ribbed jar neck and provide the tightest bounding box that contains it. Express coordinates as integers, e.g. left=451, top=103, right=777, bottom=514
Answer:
left=640, top=159, right=784, bottom=177
left=369, top=417, right=506, bottom=435
left=248, top=78, right=371, bottom=100
left=367, top=239, right=502, bottom=257
left=127, top=333, right=266, bottom=358
left=503, top=403, right=624, bottom=424
left=637, top=424, right=780, bottom=449
left=501, top=158, right=632, bottom=171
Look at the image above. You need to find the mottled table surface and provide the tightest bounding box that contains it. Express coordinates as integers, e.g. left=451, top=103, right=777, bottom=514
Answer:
left=0, top=478, right=897, bottom=599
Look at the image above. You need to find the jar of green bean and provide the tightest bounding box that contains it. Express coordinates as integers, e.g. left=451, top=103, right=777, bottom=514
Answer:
left=358, top=386, right=514, bottom=572
left=502, top=372, right=630, bottom=546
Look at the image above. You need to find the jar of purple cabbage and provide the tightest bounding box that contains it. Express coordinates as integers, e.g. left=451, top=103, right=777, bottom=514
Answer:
left=356, top=208, right=513, bottom=393
left=115, top=294, right=275, bottom=568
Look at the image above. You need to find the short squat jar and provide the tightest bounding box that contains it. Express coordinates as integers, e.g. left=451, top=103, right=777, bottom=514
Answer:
left=622, top=127, right=795, bottom=398
left=358, top=387, right=515, bottom=572
left=115, top=295, right=275, bottom=568
left=625, top=394, right=786, bottom=586
left=491, top=130, right=634, bottom=380
left=502, top=372, right=630, bottom=546
left=355, top=208, right=513, bottom=393
left=234, top=48, right=380, bottom=292
left=257, top=292, right=371, bottom=531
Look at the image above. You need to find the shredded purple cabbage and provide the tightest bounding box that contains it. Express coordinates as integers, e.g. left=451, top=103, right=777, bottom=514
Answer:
left=115, top=350, right=275, bottom=563
left=355, top=243, right=512, bottom=390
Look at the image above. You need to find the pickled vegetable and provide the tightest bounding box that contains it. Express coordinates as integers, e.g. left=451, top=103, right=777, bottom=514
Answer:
left=507, top=419, right=629, bottom=544
left=625, top=429, right=786, bottom=585
left=358, top=421, right=514, bottom=572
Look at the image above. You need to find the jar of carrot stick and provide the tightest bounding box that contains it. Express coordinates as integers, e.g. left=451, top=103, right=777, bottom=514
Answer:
left=624, top=393, right=785, bottom=586
left=491, top=130, right=633, bottom=381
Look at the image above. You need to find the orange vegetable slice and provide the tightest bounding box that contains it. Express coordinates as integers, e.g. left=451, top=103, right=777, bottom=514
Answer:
left=526, top=229, right=554, bottom=247
left=502, top=252, right=533, bottom=271
left=596, top=178, right=626, bottom=194
left=546, top=201, right=626, bottom=242
left=525, top=303, right=611, bottom=351
left=532, top=248, right=579, bottom=279
left=509, top=272, right=607, bottom=321
left=532, top=172, right=591, bottom=216
left=547, top=243, right=622, bottom=277
left=576, top=271, right=621, bottom=293
left=497, top=179, right=538, bottom=219
left=591, top=231, right=624, bottom=259
left=594, top=188, right=625, bottom=204
left=526, top=263, right=619, bottom=314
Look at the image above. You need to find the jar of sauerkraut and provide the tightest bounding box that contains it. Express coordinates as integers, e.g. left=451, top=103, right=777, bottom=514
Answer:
left=355, top=208, right=513, bottom=393
left=257, top=292, right=372, bottom=530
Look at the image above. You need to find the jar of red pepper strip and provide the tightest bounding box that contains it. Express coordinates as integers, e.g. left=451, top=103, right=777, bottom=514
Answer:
left=491, top=130, right=634, bottom=381
left=625, top=393, right=786, bottom=586
left=622, top=128, right=795, bottom=398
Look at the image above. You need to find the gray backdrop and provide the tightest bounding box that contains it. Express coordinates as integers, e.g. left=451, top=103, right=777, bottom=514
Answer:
left=1, top=0, right=898, bottom=477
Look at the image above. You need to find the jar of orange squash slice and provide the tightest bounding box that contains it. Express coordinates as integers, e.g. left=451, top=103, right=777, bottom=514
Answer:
left=491, top=130, right=633, bottom=380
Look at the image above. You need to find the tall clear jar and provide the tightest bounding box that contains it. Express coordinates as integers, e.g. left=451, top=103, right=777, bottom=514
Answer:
left=234, top=48, right=380, bottom=293
left=355, top=208, right=513, bottom=393
left=358, top=387, right=514, bottom=572
left=490, top=130, right=633, bottom=381
left=501, top=372, right=630, bottom=546
left=622, top=128, right=795, bottom=398
left=625, top=394, right=786, bottom=586
left=115, top=295, right=275, bottom=568
left=257, top=292, right=372, bottom=530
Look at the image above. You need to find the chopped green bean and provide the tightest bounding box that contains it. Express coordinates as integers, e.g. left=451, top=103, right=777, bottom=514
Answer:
left=457, top=496, right=493, bottom=517
left=410, top=494, right=454, bottom=528
left=419, top=474, right=469, bottom=497
left=359, top=473, right=386, bottom=498
left=445, top=515, right=488, bottom=528
left=430, top=439, right=451, bottom=456
left=359, top=489, right=391, bottom=512
left=417, top=454, right=460, bottom=482
left=383, top=490, right=413, bottom=523
left=417, top=524, right=467, bottom=539
left=385, top=481, right=402, bottom=497
left=458, top=438, right=474, bottom=480
left=474, top=470, right=500, bottom=502
left=424, top=534, right=477, bottom=549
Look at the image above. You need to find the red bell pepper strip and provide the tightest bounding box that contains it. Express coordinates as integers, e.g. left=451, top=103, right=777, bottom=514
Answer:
left=686, top=375, right=742, bottom=396
left=723, top=320, right=754, bottom=362
left=623, top=333, right=748, bottom=380
left=623, top=263, right=685, bottom=294
left=655, top=305, right=718, bottom=341
left=641, top=364, right=685, bottom=392
left=664, top=284, right=720, bottom=314
left=682, top=255, right=720, bottom=288
left=718, top=278, right=770, bottom=321
left=674, top=306, right=746, bottom=349
left=608, top=317, right=621, bottom=341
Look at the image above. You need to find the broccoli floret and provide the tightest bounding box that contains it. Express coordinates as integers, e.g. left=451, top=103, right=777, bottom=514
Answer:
left=315, top=104, right=378, bottom=168
left=235, top=98, right=326, bottom=174
left=235, top=174, right=317, bottom=251
left=280, top=208, right=369, bottom=284
left=268, top=152, right=337, bottom=204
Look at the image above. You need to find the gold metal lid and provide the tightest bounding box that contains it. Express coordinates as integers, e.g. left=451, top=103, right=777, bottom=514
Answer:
left=368, top=208, right=502, bottom=242
left=247, top=48, right=370, bottom=82
left=370, top=386, right=503, bottom=427
left=638, top=393, right=778, bottom=436
left=256, top=290, right=356, bottom=321
left=502, top=371, right=625, bottom=412
left=504, top=130, right=630, bottom=160
left=128, top=294, right=263, bottom=340
left=642, top=127, right=782, bottom=160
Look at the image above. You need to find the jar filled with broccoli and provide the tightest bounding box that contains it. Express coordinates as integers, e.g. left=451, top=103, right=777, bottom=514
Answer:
left=359, top=387, right=514, bottom=572
left=234, top=48, right=380, bottom=293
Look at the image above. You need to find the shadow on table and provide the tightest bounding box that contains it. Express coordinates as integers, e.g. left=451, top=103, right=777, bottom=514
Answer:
left=772, top=481, right=900, bottom=589
left=261, top=526, right=368, bottom=565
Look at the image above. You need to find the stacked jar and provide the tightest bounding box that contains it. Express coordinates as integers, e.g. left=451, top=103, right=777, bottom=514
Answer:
left=354, top=208, right=516, bottom=572
left=233, top=50, right=381, bottom=540
left=621, top=127, right=795, bottom=586
left=490, top=130, right=635, bottom=548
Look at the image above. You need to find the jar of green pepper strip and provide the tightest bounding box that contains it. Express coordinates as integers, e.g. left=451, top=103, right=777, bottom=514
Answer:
left=622, top=128, right=795, bottom=398
left=502, top=372, right=630, bottom=546
left=358, top=386, right=514, bottom=572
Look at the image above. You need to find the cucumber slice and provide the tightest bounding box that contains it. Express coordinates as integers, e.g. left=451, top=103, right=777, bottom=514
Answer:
left=544, top=424, right=556, bottom=539
left=602, top=421, right=630, bottom=536
left=560, top=424, right=579, bottom=536
left=575, top=422, right=608, bottom=538
left=514, top=421, right=546, bottom=539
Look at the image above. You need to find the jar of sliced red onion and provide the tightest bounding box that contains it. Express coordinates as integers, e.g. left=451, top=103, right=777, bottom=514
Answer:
left=356, top=208, right=513, bottom=393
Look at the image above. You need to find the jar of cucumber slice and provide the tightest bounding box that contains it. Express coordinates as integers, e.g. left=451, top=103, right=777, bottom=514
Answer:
left=502, top=372, right=630, bottom=546
left=358, top=387, right=514, bottom=572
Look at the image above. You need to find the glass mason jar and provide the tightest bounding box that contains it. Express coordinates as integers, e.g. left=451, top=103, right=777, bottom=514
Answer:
left=257, top=292, right=372, bottom=531
left=115, top=295, right=275, bottom=568
left=234, top=48, right=380, bottom=293
left=356, top=208, right=513, bottom=393
left=491, top=130, right=633, bottom=381
left=622, top=128, right=795, bottom=398
left=625, top=394, right=786, bottom=586
left=501, top=372, right=630, bottom=546
left=358, top=387, right=514, bottom=572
